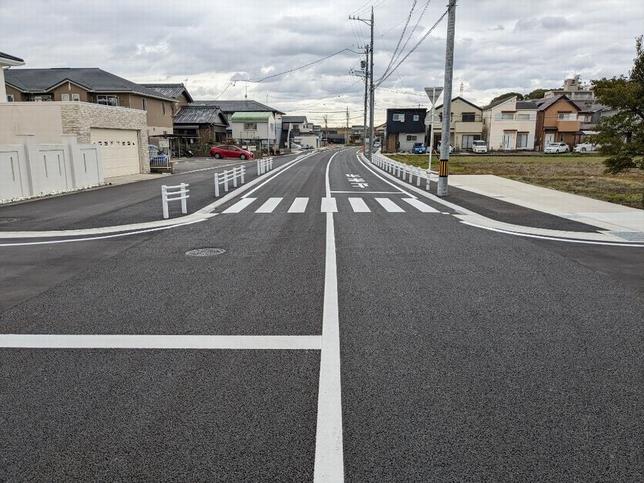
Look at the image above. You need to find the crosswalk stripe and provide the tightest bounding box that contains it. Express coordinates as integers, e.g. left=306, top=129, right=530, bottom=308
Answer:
left=375, top=198, right=405, bottom=213
left=348, top=197, right=371, bottom=212
left=255, top=197, right=283, bottom=213
left=222, top=198, right=256, bottom=213
left=401, top=198, right=440, bottom=213
left=321, top=197, right=338, bottom=213
left=288, top=197, right=309, bottom=213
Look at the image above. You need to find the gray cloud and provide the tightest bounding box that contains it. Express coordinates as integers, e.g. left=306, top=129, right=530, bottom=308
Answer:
left=1, top=0, right=642, bottom=123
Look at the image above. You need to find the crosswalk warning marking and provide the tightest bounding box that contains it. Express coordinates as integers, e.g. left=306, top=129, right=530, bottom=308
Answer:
left=401, top=198, right=440, bottom=213
left=223, top=198, right=256, bottom=213
left=375, top=198, right=405, bottom=213
left=348, top=197, right=371, bottom=212
left=321, top=197, right=338, bottom=213
left=288, top=197, right=309, bottom=213
left=255, top=197, right=283, bottom=213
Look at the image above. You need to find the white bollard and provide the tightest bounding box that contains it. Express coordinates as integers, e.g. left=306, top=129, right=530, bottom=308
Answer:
left=214, top=172, right=220, bottom=197
left=180, top=183, right=187, bottom=214
left=416, top=168, right=421, bottom=187
left=224, top=171, right=229, bottom=192
left=162, top=185, right=169, bottom=219
left=241, top=166, right=245, bottom=184
left=233, top=167, right=238, bottom=188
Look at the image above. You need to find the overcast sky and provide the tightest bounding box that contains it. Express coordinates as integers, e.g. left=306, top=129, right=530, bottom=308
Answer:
left=2, top=0, right=642, bottom=125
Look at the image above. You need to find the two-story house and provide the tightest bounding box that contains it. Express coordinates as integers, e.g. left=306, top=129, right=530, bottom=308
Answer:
left=534, top=95, right=582, bottom=150
left=141, top=83, right=193, bottom=116
left=432, top=97, right=484, bottom=151
left=483, top=96, right=538, bottom=151
left=384, top=108, right=427, bottom=152
left=4, top=68, right=176, bottom=138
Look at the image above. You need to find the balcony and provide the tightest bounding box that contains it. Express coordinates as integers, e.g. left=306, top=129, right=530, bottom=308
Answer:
left=557, top=120, right=581, bottom=132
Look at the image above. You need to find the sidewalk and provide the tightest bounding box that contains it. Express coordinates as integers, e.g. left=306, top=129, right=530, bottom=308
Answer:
left=450, top=175, right=644, bottom=234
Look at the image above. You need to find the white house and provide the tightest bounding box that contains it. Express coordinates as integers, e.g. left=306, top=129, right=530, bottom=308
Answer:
left=483, top=96, right=538, bottom=151
left=229, top=111, right=278, bottom=150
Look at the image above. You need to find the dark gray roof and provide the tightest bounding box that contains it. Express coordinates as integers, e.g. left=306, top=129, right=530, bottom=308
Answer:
left=141, top=83, right=193, bottom=102
left=536, top=94, right=579, bottom=111
left=174, top=105, right=228, bottom=125
left=516, top=100, right=538, bottom=110
left=192, top=99, right=285, bottom=114
left=5, top=68, right=174, bottom=100
left=0, top=51, right=24, bottom=63
left=282, top=115, right=307, bottom=123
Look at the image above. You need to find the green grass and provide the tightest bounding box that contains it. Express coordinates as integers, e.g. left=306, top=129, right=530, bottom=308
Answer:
left=388, top=153, right=644, bottom=209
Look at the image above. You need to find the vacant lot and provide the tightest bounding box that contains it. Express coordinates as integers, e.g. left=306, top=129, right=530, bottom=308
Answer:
left=389, top=153, right=644, bottom=209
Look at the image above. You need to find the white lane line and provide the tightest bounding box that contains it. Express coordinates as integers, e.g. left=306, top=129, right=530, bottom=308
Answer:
left=222, top=198, right=256, bottom=214
left=348, top=197, right=371, bottom=213
left=401, top=197, right=440, bottom=213
left=0, top=334, right=322, bottom=350
left=314, top=211, right=344, bottom=481
left=255, top=197, right=283, bottom=213
left=330, top=191, right=401, bottom=194
left=355, top=153, right=415, bottom=198
left=321, top=197, right=338, bottom=213
left=242, top=151, right=317, bottom=198
left=375, top=198, right=405, bottom=213
left=288, top=197, right=309, bottom=213
left=0, top=218, right=210, bottom=247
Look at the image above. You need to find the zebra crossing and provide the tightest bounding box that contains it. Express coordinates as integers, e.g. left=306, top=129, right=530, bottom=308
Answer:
left=221, top=196, right=441, bottom=215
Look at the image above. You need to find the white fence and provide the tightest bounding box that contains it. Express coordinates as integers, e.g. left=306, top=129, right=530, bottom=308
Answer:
left=257, top=157, right=273, bottom=175
left=0, top=138, right=103, bottom=204
left=371, top=151, right=428, bottom=187
left=214, top=166, right=246, bottom=197
left=161, top=183, right=189, bottom=219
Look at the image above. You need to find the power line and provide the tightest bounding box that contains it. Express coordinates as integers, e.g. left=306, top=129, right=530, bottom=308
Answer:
left=234, top=48, right=359, bottom=84
left=389, top=0, right=432, bottom=73
left=380, top=0, right=417, bottom=80
left=376, top=8, right=448, bottom=87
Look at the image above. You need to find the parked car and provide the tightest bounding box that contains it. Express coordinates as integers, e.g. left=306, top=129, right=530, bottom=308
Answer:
left=544, top=142, right=570, bottom=154
left=574, top=142, right=598, bottom=153
left=472, top=140, right=488, bottom=153
left=209, top=145, right=254, bottom=160
left=412, top=142, right=427, bottom=154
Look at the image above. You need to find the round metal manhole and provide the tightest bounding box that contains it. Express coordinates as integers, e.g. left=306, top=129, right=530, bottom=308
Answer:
left=185, top=247, right=226, bottom=257
left=0, top=217, right=21, bottom=225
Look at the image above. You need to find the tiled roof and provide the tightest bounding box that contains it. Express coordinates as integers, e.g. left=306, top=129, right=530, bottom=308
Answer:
left=516, top=100, right=538, bottom=110
left=5, top=68, right=174, bottom=100
left=192, top=99, right=285, bottom=114
left=174, top=105, right=227, bottom=125
left=141, top=83, right=193, bottom=102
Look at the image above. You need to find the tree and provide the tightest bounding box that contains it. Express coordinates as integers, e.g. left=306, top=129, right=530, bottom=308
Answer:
left=592, top=36, right=644, bottom=174
left=525, top=88, right=548, bottom=99
left=488, top=92, right=524, bottom=107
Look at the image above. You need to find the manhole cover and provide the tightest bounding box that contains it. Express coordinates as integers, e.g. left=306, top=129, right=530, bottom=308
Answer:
left=185, top=248, right=226, bottom=257
left=0, top=217, right=21, bottom=225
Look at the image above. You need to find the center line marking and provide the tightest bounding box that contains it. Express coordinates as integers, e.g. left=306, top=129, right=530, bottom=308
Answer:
left=314, top=150, right=344, bottom=482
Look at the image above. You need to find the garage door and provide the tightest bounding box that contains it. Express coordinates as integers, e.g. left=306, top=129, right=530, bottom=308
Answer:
left=90, top=128, right=140, bottom=177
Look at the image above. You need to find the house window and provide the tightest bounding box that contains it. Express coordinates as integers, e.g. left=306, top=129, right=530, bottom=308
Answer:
left=162, top=102, right=166, bottom=115
left=6, top=94, right=14, bottom=102
left=71, top=93, right=81, bottom=101
left=462, top=112, right=476, bottom=122
left=557, top=112, right=576, bottom=120
left=34, top=95, right=53, bottom=102
left=61, top=93, right=70, bottom=101
left=461, top=135, right=476, bottom=149
left=142, top=98, right=147, bottom=110
left=97, top=95, right=119, bottom=106
left=244, top=123, right=257, bottom=130
left=392, top=113, right=405, bottom=122
left=516, top=113, right=530, bottom=120
left=406, top=135, right=417, bottom=141
left=413, top=114, right=420, bottom=121
left=501, top=112, right=515, bottom=120
left=517, top=132, right=529, bottom=148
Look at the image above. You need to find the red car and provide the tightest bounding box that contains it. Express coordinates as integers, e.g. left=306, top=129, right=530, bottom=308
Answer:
left=209, top=145, right=254, bottom=160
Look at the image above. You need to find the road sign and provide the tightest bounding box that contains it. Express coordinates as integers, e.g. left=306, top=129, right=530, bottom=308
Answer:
left=424, top=86, right=443, bottom=105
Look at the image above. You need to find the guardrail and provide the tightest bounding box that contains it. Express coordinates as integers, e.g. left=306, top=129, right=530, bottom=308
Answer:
left=214, top=166, right=246, bottom=197
left=371, top=152, right=426, bottom=187
left=257, top=157, right=274, bottom=175
left=161, top=183, right=189, bottom=219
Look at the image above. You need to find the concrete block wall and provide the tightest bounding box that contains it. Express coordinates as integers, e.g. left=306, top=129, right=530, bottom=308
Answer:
left=61, top=102, right=150, bottom=173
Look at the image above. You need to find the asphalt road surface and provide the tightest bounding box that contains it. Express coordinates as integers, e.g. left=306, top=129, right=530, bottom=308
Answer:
left=1, top=148, right=642, bottom=481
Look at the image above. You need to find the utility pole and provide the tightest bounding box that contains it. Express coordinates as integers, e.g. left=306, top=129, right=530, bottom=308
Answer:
left=350, top=8, right=374, bottom=159
left=424, top=86, right=443, bottom=190
left=346, top=106, right=350, bottom=144
left=323, top=115, right=328, bottom=147
left=362, top=47, right=369, bottom=153
left=437, top=0, right=456, bottom=197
